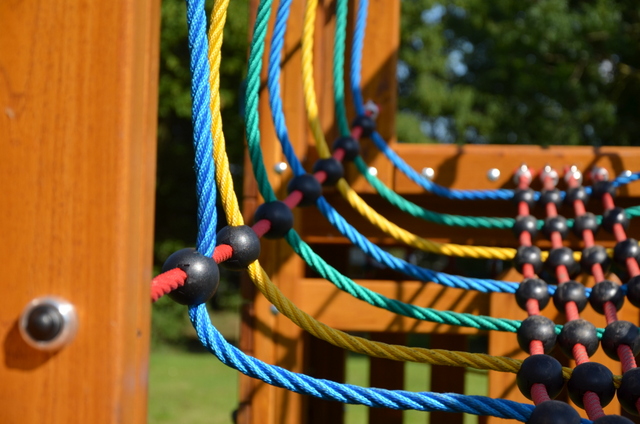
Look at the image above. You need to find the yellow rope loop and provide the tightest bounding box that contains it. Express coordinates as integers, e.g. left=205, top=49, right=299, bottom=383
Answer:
left=299, top=0, right=584, bottom=262
left=205, top=0, right=622, bottom=388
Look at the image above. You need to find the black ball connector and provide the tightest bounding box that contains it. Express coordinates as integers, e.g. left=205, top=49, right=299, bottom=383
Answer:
left=162, top=248, right=220, bottom=306
left=516, top=355, right=564, bottom=400
left=254, top=201, right=294, bottom=239
left=580, top=245, right=610, bottom=274
left=542, top=216, right=569, bottom=240
left=312, top=158, right=344, bottom=186
left=592, top=416, right=635, bottom=424
left=332, top=136, right=360, bottom=161
left=526, top=400, right=581, bottom=424
left=216, top=225, right=261, bottom=270
left=515, top=245, right=543, bottom=274
left=517, top=315, right=557, bottom=354
left=601, top=320, right=640, bottom=361
left=513, top=215, right=539, bottom=238
left=626, top=275, right=640, bottom=308
left=617, top=367, right=640, bottom=416
left=545, top=247, right=579, bottom=276
left=538, top=189, right=562, bottom=209
left=287, top=174, right=322, bottom=207
left=592, top=180, right=616, bottom=199
left=513, top=188, right=536, bottom=210
left=351, top=115, right=376, bottom=138
left=614, top=239, right=640, bottom=265
left=565, top=186, right=589, bottom=205
left=553, top=281, right=587, bottom=312
left=573, top=212, right=599, bottom=237
left=589, top=280, right=624, bottom=315
left=602, top=207, right=630, bottom=233
left=567, top=362, right=615, bottom=408
left=515, top=278, right=550, bottom=311
left=557, top=319, right=599, bottom=358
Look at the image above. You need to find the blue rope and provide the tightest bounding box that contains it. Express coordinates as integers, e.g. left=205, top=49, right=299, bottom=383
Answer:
left=186, top=0, right=217, bottom=256
left=264, top=0, right=601, bottom=299
left=350, top=0, right=640, bottom=201
left=190, top=305, right=596, bottom=422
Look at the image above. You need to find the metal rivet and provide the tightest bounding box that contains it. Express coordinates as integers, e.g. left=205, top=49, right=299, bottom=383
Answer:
left=367, top=167, right=378, bottom=176
left=274, top=162, right=288, bottom=174
left=421, top=167, right=435, bottom=180
left=487, top=168, right=501, bottom=182
left=19, top=296, right=78, bottom=351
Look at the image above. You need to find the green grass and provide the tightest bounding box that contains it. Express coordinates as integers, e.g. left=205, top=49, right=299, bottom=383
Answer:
left=148, top=350, right=238, bottom=424
left=148, top=350, right=488, bottom=424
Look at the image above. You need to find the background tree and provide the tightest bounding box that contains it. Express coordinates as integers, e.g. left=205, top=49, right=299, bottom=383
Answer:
left=398, top=0, right=640, bottom=146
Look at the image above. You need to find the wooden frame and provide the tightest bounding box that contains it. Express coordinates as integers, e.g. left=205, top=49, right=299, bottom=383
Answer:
left=0, top=1, right=159, bottom=423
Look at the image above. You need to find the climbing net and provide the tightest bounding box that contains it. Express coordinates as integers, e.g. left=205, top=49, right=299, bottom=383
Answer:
left=151, top=0, right=640, bottom=422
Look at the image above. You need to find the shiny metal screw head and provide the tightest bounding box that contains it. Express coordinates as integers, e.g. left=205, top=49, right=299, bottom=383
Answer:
left=421, top=167, right=435, bottom=180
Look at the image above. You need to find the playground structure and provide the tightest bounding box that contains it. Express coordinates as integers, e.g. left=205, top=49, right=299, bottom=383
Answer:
left=2, top=0, right=640, bottom=424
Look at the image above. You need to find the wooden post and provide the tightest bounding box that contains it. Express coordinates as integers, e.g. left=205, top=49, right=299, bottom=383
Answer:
left=0, top=1, right=159, bottom=423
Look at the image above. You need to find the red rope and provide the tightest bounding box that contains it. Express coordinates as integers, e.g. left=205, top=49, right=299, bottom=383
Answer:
left=583, top=392, right=606, bottom=420
left=151, top=267, right=188, bottom=302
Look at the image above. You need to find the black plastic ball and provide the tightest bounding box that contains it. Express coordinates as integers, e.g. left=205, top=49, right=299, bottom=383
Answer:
left=592, top=416, right=635, bottom=424
left=617, top=367, right=640, bottom=416
left=542, top=216, right=569, bottom=240
left=515, top=245, right=543, bottom=274
left=627, top=275, right=640, bottom=308
left=565, top=186, right=589, bottom=205
left=589, top=280, right=624, bottom=315
left=513, top=188, right=536, bottom=210
left=580, top=245, right=610, bottom=274
left=545, top=247, right=579, bottom=276
left=351, top=115, right=376, bottom=137
left=557, top=319, right=599, bottom=358
left=614, top=239, right=640, bottom=265
left=526, top=400, right=581, bottom=424
left=332, top=136, right=360, bottom=161
left=515, top=278, right=550, bottom=311
left=253, top=201, right=294, bottom=239
left=553, top=281, right=587, bottom=312
left=573, top=212, right=599, bottom=237
left=567, top=362, right=615, bottom=408
left=26, top=305, right=63, bottom=342
left=592, top=181, right=616, bottom=199
left=287, top=174, right=322, bottom=207
left=312, top=158, right=344, bottom=186
left=162, top=248, right=220, bottom=305
left=601, top=320, right=640, bottom=361
left=513, top=215, right=539, bottom=239
left=602, top=207, right=630, bottom=233
left=516, top=355, right=564, bottom=400
left=216, top=225, right=261, bottom=270
left=517, top=315, right=557, bottom=354
left=538, top=189, right=563, bottom=209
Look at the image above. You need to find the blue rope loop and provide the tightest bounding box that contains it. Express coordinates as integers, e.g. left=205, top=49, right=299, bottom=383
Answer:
left=186, top=0, right=217, bottom=256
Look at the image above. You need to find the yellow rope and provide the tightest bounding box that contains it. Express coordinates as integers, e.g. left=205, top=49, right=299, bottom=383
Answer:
left=198, top=0, right=607, bottom=385
left=299, top=0, right=589, bottom=262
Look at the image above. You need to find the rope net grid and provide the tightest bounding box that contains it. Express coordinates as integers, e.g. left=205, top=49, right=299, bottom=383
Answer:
left=150, top=0, right=640, bottom=422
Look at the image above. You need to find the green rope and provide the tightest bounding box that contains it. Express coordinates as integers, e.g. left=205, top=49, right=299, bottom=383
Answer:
left=243, top=0, right=607, bottom=338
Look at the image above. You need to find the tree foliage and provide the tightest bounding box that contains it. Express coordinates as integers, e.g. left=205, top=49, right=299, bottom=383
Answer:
left=398, top=0, right=640, bottom=145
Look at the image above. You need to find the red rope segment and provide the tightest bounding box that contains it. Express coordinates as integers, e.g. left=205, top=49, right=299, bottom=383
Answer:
left=151, top=267, right=189, bottom=302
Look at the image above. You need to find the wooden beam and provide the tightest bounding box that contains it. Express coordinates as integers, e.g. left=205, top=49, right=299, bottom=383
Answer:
left=0, top=1, right=159, bottom=423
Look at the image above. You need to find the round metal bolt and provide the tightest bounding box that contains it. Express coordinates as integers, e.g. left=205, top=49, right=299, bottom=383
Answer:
left=487, top=168, right=501, bottom=182
left=367, top=167, right=378, bottom=176
left=421, top=167, right=435, bottom=180
left=539, top=165, right=559, bottom=186
left=590, top=166, right=609, bottom=182
left=621, top=170, right=633, bottom=178
left=513, top=164, right=532, bottom=185
left=564, top=165, right=583, bottom=185
left=19, top=296, right=78, bottom=351
left=274, top=162, right=288, bottom=175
